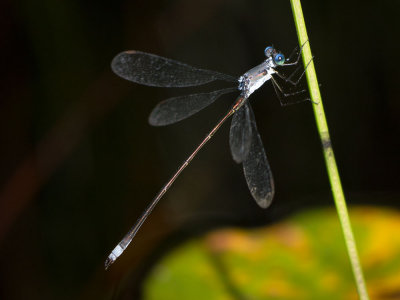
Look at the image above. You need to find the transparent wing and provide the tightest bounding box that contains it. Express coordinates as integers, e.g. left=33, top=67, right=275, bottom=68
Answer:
left=149, top=88, right=237, bottom=126
left=111, top=51, right=236, bottom=87
left=242, top=103, right=274, bottom=208
left=229, top=102, right=252, bottom=163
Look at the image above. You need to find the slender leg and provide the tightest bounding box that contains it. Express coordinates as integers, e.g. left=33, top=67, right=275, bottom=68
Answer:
left=271, top=76, right=310, bottom=106
left=282, top=39, right=309, bottom=66
left=275, top=57, right=314, bottom=86
left=271, top=76, right=308, bottom=97
left=272, top=76, right=319, bottom=105
left=285, top=45, right=299, bottom=63
left=271, top=78, right=285, bottom=106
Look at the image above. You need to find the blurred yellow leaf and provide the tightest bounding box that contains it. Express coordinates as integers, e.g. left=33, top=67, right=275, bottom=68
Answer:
left=143, top=206, right=400, bottom=300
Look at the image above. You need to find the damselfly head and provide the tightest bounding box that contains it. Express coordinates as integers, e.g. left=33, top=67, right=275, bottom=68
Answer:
left=265, top=46, right=285, bottom=66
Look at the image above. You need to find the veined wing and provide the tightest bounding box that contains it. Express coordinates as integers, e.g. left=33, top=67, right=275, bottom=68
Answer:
left=242, top=103, right=274, bottom=208
left=111, top=51, right=236, bottom=87
left=149, top=88, right=237, bottom=126
left=229, top=102, right=252, bottom=163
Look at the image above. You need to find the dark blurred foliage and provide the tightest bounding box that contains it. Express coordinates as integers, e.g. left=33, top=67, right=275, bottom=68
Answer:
left=0, top=0, right=398, bottom=299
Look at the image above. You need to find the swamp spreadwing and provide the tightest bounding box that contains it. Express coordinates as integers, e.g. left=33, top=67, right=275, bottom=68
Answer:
left=105, top=42, right=310, bottom=269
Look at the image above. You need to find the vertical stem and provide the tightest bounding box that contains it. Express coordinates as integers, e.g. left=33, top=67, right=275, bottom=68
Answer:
left=289, top=1, right=369, bottom=299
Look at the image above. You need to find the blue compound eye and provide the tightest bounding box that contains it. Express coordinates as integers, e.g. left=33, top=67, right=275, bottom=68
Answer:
left=274, top=53, right=285, bottom=65
left=264, top=46, right=274, bottom=57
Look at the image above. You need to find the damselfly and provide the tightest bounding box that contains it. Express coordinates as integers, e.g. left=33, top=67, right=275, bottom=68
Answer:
left=105, top=43, right=309, bottom=269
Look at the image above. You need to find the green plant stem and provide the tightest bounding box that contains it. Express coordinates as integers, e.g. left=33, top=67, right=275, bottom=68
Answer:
left=289, top=1, right=369, bottom=299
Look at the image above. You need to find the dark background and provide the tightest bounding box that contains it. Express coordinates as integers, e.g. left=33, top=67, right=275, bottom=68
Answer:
left=0, top=0, right=399, bottom=299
